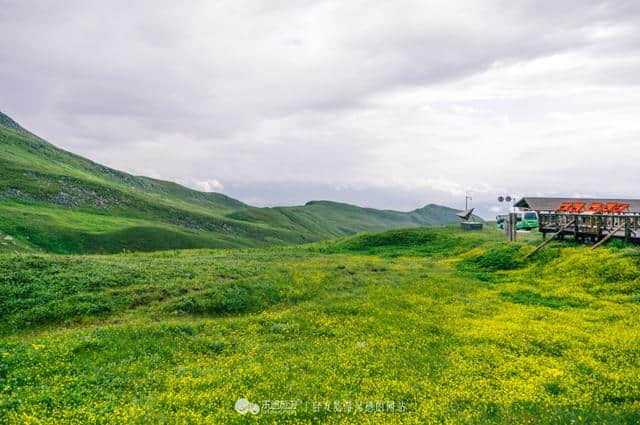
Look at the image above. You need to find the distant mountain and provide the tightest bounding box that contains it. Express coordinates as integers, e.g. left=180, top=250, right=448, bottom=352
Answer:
left=0, top=110, right=479, bottom=254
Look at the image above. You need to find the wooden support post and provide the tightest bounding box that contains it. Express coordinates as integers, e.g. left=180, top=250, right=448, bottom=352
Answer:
left=504, top=212, right=517, bottom=242
left=591, top=222, right=626, bottom=250
left=625, top=217, right=631, bottom=242
left=525, top=220, right=575, bottom=259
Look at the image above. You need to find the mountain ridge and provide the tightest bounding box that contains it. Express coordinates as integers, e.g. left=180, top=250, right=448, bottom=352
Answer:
left=0, top=110, right=480, bottom=254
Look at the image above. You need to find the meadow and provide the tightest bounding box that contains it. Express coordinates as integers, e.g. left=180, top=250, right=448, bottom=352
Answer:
left=1, top=226, right=639, bottom=424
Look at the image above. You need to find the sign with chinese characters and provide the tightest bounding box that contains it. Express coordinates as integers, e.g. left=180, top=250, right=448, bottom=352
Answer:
left=555, top=202, right=630, bottom=214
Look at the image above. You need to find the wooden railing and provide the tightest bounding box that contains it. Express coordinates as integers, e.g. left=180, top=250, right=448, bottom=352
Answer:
left=538, top=212, right=640, bottom=242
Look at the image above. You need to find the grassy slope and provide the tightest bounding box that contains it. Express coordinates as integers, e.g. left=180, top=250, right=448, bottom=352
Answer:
left=0, top=112, right=476, bottom=254
left=1, top=227, right=639, bottom=424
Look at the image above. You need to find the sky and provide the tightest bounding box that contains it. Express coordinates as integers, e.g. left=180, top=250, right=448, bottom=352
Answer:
left=2, top=0, right=640, bottom=218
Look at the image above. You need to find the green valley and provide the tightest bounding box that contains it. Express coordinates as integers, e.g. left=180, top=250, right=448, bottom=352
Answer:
left=2, top=111, right=638, bottom=424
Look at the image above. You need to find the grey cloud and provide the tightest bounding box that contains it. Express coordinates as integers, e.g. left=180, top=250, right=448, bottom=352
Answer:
left=1, top=1, right=640, bottom=214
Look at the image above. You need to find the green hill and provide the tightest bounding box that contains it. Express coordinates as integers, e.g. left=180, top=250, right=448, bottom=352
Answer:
left=0, top=111, right=478, bottom=254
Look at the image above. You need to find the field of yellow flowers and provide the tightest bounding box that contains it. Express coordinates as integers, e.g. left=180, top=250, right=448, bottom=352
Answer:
left=1, top=227, right=639, bottom=424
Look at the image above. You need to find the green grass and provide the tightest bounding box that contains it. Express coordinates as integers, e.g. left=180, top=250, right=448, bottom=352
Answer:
left=1, top=226, right=639, bottom=424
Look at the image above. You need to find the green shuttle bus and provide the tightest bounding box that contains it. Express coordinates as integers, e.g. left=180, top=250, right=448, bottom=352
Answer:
left=496, top=211, right=539, bottom=230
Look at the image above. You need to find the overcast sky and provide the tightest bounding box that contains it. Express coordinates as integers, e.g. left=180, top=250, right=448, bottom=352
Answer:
left=2, top=0, right=640, bottom=217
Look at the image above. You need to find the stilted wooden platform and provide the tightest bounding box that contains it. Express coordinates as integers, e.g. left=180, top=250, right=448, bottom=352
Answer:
left=538, top=212, right=639, bottom=245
